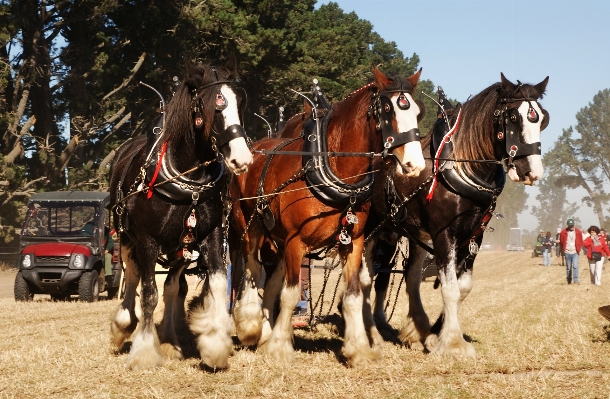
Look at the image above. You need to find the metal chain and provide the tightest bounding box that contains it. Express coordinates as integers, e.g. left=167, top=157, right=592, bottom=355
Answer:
left=386, top=274, right=404, bottom=322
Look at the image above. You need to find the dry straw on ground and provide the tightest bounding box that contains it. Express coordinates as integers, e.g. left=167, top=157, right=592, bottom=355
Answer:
left=1, top=251, right=610, bottom=398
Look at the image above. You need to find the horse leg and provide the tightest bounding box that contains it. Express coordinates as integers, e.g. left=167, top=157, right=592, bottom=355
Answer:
left=233, top=227, right=264, bottom=346
left=259, top=256, right=285, bottom=346
left=342, top=236, right=380, bottom=368
left=399, top=241, right=431, bottom=351
left=360, top=238, right=385, bottom=351
left=126, top=237, right=164, bottom=371
left=158, top=262, right=189, bottom=360
left=425, top=243, right=475, bottom=359
left=189, top=227, right=233, bottom=369
left=261, top=240, right=303, bottom=363
left=426, top=252, right=475, bottom=351
left=110, top=244, right=142, bottom=350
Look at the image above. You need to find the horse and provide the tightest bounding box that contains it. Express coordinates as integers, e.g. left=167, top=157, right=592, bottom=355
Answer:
left=108, top=59, right=253, bottom=371
left=363, top=73, right=549, bottom=358
left=228, top=66, right=426, bottom=367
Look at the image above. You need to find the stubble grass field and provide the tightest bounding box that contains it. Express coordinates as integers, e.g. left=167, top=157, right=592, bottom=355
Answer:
left=1, top=251, right=610, bottom=398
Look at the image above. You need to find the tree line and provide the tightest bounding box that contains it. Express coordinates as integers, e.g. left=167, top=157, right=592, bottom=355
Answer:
left=1, top=0, right=606, bottom=250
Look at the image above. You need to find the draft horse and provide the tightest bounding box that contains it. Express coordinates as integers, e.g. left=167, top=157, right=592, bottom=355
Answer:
left=229, top=67, right=426, bottom=367
left=109, top=59, right=253, bottom=371
left=365, top=73, right=549, bottom=358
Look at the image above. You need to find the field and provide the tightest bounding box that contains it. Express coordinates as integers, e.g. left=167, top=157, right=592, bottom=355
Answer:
left=1, top=251, right=610, bottom=398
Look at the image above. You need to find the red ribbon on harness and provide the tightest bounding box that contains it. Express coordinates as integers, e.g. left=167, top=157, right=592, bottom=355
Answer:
left=426, top=110, right=462, bottom=203
left=147, top=141, right=168, bottom=199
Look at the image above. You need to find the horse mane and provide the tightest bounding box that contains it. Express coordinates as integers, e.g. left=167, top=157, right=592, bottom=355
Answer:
left=452, top=79, right=547, bottom=175
left=162, top=63, right=236, bottom=144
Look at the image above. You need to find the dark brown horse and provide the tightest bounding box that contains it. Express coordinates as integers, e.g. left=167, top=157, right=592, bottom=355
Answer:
left=364, top=74, right=549, bottom=358
left=229, top=67, right=426, bottom=367
left=108, top=60, right=253, bottom=371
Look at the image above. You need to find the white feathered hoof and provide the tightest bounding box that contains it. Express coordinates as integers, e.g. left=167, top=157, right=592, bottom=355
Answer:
left=343, top=338, right=380, bottom=368
left=262, top=334, right=295, bottom=364
left=233, top=302, right=263, bottom=346
left=110, top=306, right=135, bottom=350
left=126, top=329, right=164, bottom=371
left=160, top=343, right=184, bottom=360
left=196, top=331, right=233, bottom=370
left=399, top=318, right=427, bottom=351
left=428, top=332, right=476, bottom=359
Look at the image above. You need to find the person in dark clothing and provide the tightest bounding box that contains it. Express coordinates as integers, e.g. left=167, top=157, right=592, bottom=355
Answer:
left=541, top=231, right=553, bottom=266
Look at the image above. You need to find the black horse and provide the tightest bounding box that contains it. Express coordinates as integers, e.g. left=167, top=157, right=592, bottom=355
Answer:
left=109, top=59, right=253, bottom=371
left=364, top=73, right=549, bottom=358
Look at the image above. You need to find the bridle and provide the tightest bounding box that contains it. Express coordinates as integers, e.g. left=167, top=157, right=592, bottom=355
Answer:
left=493, top=83, right=547, bottom=168
left=190, top=66, right=248, bottom=150
left=368, top=87, right=423, bottom=156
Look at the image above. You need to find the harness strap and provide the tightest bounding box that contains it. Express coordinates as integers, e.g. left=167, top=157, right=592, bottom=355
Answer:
left=147, top=141, right=167, bottom=199
left=426, top=109, right=462, bottom=202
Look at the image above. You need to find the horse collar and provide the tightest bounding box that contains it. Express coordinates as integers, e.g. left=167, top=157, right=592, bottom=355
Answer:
left=429, top=112, right=505, bottom=205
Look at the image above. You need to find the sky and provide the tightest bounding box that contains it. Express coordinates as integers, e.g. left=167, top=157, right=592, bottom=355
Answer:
left=318, top=0, right=609, bottom=231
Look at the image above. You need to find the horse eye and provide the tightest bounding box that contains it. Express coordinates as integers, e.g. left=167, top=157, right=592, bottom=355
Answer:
left=215, top=92, right=228, bottom=111
left=396, top=93, right=410, bottom=110
left=527, top=106, right=539, bottom=123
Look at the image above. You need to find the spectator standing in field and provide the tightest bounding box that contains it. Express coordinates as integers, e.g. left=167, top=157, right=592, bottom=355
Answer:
left=541, top=231, right=553, bottom=266
left=559, top=219, right=583, bottom=285
left=555, top=227, right=563, bottom=265
left=583, top=226, right=610, bottom=286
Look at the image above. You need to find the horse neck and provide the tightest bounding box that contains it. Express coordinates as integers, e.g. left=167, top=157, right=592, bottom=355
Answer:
left=452, top=98, right=499, bottom=182
left=166, top=134, right=215, bottom=174
left=326, top=91, right=376, bottom=172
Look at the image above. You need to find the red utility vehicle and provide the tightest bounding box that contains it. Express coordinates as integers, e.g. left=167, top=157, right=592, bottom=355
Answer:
left=14, top=191, right=122, bottom=302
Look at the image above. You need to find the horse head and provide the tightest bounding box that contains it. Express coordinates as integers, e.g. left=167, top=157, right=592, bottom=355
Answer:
left=183, top=57, right=253, bottom=175
left=496, top=73, right=549, bottom=185
left=372, top=66, right=426, bottom=177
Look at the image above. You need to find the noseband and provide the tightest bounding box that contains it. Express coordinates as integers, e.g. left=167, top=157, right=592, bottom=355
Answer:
left=190, top=66, right=248, bottom=150
left=368, top=89, right=421, bottom=153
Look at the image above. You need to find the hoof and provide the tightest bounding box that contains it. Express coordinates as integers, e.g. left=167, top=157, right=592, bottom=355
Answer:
left=110, top=306, right=136, bottom=350
left=262, top=336, right=295, bottom=364
left=428, top=334, right=476, bottom=359
left=160, top=343, right=183, bottom=360
left=424, top=333, right=439, bottom=352
left=399, top=318, right=428, bottom=351
left=234, top=303, right=263, bottom=346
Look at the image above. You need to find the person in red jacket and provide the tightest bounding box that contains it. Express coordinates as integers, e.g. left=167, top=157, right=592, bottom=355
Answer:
left=559, top=218, right=583, bottom=285
left=583, top=225, right=610, bottom=286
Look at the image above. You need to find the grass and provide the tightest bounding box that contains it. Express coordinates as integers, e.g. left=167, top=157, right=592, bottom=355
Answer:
left=1, top=252, right=610, bottom=398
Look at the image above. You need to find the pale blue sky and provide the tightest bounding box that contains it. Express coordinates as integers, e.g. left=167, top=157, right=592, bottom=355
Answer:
left=319, top=0, right=609, bottom=230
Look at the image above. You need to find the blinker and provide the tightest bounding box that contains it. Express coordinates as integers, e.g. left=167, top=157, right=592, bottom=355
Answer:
left=215, top=92, right=228, bottom=111
left=396, top=92, right=410, bottom=110
left=527, top=106, right=539, bottom=123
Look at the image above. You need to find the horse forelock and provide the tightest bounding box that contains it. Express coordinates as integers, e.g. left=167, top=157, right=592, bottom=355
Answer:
left=163, top=64, right=238, bottom=145
left=383, top=75, right=415, bottom=94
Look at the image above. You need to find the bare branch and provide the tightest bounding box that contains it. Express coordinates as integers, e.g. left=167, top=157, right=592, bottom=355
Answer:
left=103, top=52, right=146, bottom=101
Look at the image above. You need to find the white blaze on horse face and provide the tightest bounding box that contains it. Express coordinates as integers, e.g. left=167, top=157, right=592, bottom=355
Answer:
left=516, top=101, right=544, bottom=183
left=392, top=93, right=425, bottom=177
left=220, top=84, right=253, bottom=174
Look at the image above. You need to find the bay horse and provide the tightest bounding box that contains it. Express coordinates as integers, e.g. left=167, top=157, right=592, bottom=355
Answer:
left=109, top=59, right=253, bottom=371
left=229, top=66, right=426, bottom=367
left=364, top=73, right=549, bottom=358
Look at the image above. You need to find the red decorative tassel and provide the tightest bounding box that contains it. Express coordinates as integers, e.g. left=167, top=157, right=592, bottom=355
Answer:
left=147, top=141, right=168, bottom=199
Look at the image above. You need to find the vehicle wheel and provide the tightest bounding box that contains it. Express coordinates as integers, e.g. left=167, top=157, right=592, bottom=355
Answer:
left=14, top=272, right=34, bottom=302
left=78, top=270, right=100, bottom=302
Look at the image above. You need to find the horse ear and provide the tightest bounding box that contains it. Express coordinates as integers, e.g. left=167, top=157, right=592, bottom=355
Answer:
left=184, top=60, right=203, bottom=87
left=500, top=72, right=516, bottom=92
left=303, top=100, right=312, bottom=120
left=534, top=76, right=549, bottom=98
left=225, top=53, right=239, bottom=78
left=407, top=68, right=422, bottom=89
left=373, top=65, right=391, bottom=90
